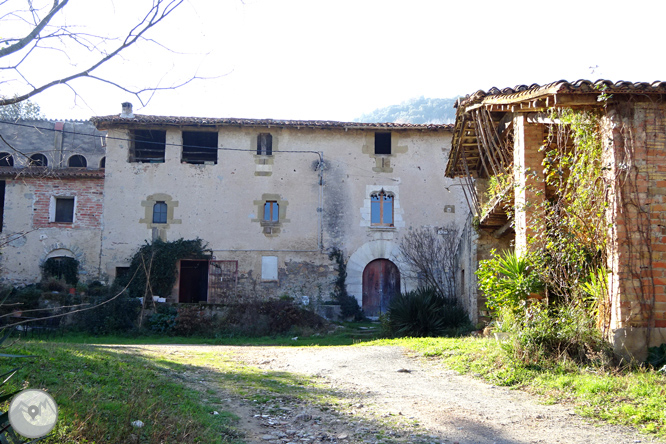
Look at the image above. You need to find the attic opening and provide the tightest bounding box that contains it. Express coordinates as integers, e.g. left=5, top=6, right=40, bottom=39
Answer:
left=68, top=155, right=87, bottom=168
left=182, top=131, right=218, bottom=164
left=257, top=133, right=273, bottom=155
left=0, top=153, right=13, bottom=167
left=374, top=132, right=391, bottom=155
left=130, top=129, right=166, bottom=163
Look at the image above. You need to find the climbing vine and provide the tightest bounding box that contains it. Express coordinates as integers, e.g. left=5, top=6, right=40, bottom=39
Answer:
left=116, top=238, right=210, bottom=300
left=328, top=248, right=364, bottom=320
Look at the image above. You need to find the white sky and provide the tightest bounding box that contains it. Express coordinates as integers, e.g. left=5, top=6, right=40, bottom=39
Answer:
left=5, top=0, right=666, bottom=121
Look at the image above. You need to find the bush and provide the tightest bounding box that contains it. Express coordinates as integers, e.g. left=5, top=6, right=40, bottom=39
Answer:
left=383, top=287, right=473, bottom=337
left=501, top=301, right=611, bottom=366
left=72, top=291, right=141, bottom=335
left=147, top=304, right=178, bottom=334
left=222, top=299, right=328, bottom=337
left=476, top=249, right=543, bottom=313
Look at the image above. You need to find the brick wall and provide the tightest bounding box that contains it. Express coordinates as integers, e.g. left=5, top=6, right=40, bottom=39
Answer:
left=29, top=177, right=104, bottom=229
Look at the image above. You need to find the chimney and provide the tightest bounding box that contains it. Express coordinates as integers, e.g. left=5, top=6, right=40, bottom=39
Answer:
left=121, top=102, right=134, bottom=118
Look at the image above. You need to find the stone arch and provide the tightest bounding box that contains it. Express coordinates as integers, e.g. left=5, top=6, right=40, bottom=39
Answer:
left=346, top=240, right=403, bottom=307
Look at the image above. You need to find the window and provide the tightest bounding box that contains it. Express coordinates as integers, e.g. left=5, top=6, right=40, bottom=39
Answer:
left=68, top=154, right=87, bottom=168
left=0, top=153, right=13, bottom=167
left=99, top=157, right=106, bottom=169
left=130, top=129, right=166, bottom=163
left=182, top=131, right=218, bottom=164
left=257, top=133, right=272, bottom=155
left=371, top=190, right=393, bottom=226
left=54, top=197, right=74, bottom=223
left=153, top=201, right=168, bottom=224
left=0, top=181, right=4, bottom=232
left=374, top=132, right=391, bottom=155
left=29, top=153, right=47, bottom=167
left=264, top=201, right=278, bottom=222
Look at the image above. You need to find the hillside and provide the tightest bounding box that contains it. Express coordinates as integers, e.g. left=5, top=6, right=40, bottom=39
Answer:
left=356, top=96, right=459, bottom=124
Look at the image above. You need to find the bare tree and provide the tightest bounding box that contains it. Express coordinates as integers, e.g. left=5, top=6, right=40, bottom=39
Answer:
left=399, top=224, right=459, bottom=299
left=0, top=0, right=198, bottom=108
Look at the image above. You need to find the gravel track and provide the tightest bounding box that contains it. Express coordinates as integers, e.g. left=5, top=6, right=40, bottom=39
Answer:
left=124, top=344, right=663, bottom=444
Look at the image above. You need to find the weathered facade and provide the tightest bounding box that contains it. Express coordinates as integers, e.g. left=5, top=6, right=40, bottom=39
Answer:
left=0, top=120, right=106, bottom=285
left=68, top=104, right=467, bottom=315
left=446, top=80, right=666, bottom=358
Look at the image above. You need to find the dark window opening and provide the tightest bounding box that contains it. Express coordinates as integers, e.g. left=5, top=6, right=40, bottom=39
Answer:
left=99, top=157, right=106, bottom=169
left=182, top=131, right=218, bottom=164
left=68, top=154, right=87, bottom=168
left=55, top=197, right=74, bottom=223
left=264, top=201, right=278, bottom=222
left=130, top=129, right=166, bottom=163
left=371, top=190, right=393, bottom=226
left=116, top=266, right=130, bottom=280
left=257, top=133, right=273, bottom=155
left=43, top=256, right=79, bottom=285
left=0, top=181, right=5, bottom=232
left=0, top=153, right=13, bottom=167
left=153, top=201, right=167, bottom=224
left=29, top=153, right=48, bottom=167
left=375, top=132, right=391, bottom=155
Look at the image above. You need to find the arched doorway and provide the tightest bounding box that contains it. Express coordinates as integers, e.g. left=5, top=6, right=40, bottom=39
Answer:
left=362, top=259, right=400, bottom=317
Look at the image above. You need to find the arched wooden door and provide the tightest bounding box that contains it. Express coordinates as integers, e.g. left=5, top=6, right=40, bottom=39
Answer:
left=362, top=259, right=400, bottom=317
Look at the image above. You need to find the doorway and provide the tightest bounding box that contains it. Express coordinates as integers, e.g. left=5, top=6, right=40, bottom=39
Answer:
left=362, top=259, right=400, bottom=317
left=178, top=260, right=209, bottom=303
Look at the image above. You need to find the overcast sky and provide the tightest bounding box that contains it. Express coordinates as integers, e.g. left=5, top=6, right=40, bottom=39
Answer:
left=7, top=0, right=666, bottom=121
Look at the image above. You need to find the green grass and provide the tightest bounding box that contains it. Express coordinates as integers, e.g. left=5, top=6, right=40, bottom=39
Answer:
left=369, top=336, right=666, bottom=438
left=1, top=341, right=243, bottom=443
left=48, top=321, right=383, bottom=347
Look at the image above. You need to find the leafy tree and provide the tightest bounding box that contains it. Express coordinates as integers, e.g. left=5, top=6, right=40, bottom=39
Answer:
left=0, top=97, right=43, bottom=120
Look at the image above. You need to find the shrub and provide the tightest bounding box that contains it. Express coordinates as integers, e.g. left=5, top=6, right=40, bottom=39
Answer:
left=222, top=299, right=328, bottom=337
left=72, top=291, right=141, bottom=335
left=147, top=304, right=178, bottom=334
left=328, top=248, right=364, bottom=321
left=383, top=287, right=472, bottom=337
left=476, top=249, right=543, bottom=313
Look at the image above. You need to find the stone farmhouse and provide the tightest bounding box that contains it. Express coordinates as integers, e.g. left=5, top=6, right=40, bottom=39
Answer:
left=447, top=79, right=666, bottom=358
left=0, top=104, right=467, bottom=317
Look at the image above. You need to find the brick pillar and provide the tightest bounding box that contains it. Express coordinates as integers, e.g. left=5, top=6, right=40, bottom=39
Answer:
left=513, top=115, right=545, bottom=256
left=605, top=102, right=666, bottom=359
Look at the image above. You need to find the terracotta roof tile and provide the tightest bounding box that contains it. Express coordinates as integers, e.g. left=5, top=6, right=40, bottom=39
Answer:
left=457, top=79, right=666, bottom=108
left=91, top=114, right=453, bottom=131
left=0, top=167, right=104, bottom=179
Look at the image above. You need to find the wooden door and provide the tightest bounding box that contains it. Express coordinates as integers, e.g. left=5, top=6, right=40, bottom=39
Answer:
left=179, top=260, right=209, bottom=303
left=362, top=259, right=400, bottom=317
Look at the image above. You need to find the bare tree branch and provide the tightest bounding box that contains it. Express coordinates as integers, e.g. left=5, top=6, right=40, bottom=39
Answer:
left=0, top=0, right=186, bottom=107
left=0, top=0, right=69, bottom=59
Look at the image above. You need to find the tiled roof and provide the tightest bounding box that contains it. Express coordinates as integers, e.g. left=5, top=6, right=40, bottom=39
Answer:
left=91, top=114, right=453, bottom=131
left=0, top=167, right=104, bottom=179
left=457, top=79, right=666, bottom=108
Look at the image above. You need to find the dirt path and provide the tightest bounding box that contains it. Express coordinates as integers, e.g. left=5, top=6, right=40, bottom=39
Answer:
left=127, top=344, right=661, bottom=444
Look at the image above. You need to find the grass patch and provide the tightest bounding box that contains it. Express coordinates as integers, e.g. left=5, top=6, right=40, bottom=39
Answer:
left=1, top=341, right=242, bottom=443
left=50, top=321, right=383, bottom=347
left=369, top=336, right=666, bottom=438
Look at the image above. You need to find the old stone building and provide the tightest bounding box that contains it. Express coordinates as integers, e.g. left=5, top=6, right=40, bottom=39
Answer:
left=0, top=105, right=467, bottom=318
left=0, top=120, right=106, bottom=285
left=446, top=80, right=666, bottom=358
left=90, top=104, right=467, bottom=315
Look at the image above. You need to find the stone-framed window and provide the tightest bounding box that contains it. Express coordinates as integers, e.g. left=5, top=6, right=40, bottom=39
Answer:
left=361, top=185, right=404, bottom=229
left=375, top=132, right=391, bottom=155
left=253, top=193, right=289, bottom=236
left=140, top=193, right=181, bottom=229
left=257, top=133, right=273, bottom=156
